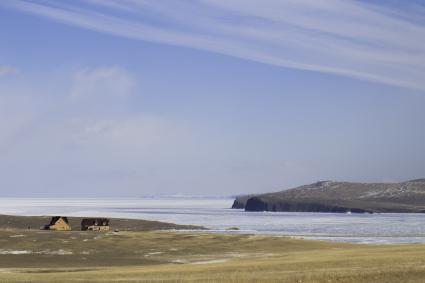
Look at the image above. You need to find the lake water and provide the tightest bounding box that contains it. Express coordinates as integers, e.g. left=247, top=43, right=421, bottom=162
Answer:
left=1, top=197, right=425, bottom=244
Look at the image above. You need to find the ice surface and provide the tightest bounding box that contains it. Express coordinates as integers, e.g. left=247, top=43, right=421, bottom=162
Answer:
left=1, top=197, right=425, bottom=244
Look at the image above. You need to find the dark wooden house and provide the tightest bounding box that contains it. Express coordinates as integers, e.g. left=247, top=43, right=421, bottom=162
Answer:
left=81, top=218, right=110, bottom=231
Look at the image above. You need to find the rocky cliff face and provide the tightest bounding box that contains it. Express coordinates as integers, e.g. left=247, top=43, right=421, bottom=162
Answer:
left=233, top=179, right=425, bottom=213
left=232, top=195, right=255, bottom=209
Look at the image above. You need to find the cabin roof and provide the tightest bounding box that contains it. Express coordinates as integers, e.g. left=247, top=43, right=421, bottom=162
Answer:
left=81, top=218, right=110, bottom=226
left=49, top=216, right=69, bottom=225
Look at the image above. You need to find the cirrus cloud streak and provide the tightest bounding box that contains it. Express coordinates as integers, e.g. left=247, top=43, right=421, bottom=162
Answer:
left=2, top=0, right=425, bottom=91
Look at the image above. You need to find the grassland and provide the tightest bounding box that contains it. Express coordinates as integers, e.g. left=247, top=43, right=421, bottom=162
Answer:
left=0, top=215, right=425, bottom=282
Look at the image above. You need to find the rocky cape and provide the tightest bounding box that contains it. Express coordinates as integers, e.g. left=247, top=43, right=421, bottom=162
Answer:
left=232, top=179, right=425, bottom=213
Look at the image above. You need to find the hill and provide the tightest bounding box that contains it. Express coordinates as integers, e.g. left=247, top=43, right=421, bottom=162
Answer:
left=233, top=179, right=425, bottom=213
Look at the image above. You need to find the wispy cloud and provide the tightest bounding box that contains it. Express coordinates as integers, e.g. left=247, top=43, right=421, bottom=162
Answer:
left=70, top=66, right=135, bottom=99
left=3, top=0, right=425, bottom=90
left=0, top=65, right=197, bottom=195
left=0, top=66, right=18, bottom=76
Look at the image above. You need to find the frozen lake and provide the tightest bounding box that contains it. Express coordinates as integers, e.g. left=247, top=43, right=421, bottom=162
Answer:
left=1, top=197, right=425, bottom=244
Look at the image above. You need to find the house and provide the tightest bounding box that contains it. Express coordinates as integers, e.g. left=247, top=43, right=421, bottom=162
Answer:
left=81, top=218, right=110, bottom=231
left=43, top=216, right=72, bottom=231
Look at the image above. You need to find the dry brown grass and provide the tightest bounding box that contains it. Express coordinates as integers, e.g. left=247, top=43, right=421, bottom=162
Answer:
left=0, top=229, right=425, bottom=282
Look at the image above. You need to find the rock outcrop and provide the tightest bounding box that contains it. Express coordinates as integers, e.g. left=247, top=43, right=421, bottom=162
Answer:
left=232, top=195, right=256, bottom=209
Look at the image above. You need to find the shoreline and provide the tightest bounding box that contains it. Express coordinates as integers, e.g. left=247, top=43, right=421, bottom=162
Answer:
left=0, top=214, right=205, bottom=231
left=2, top=214, right=425, bottom=245
left=0, top=215, right=425, bottom=282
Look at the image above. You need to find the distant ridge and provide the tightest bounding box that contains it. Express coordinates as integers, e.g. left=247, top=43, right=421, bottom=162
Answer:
left=233, top=179, right=425, bottom=213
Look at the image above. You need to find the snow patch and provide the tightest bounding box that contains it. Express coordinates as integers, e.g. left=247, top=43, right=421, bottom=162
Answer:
left=144, top=251, right=163, bottom=257
left=35, top=249, right=73, bottom=255
left=0, top=250, right=31, bottom=255
left=171, top=259, right=188, bottom=264
left=190, top=259, right=228, bottom=265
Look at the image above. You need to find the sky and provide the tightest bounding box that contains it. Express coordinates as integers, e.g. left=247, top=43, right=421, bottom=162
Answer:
left=1, top=0, right=425, bottom=197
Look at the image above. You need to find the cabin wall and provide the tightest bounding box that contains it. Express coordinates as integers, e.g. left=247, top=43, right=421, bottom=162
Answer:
left=49, top=218, right=71, bottom=231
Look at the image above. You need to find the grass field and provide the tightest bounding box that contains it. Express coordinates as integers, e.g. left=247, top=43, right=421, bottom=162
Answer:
left=1, top=226, right=425, bottom=282
left=0, top=214, right=424, bottom=282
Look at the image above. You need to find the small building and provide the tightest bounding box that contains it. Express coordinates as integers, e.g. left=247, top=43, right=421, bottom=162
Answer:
left=81, top=218, right=110, bottom=231
left=43, top=216, right=71, bottom=231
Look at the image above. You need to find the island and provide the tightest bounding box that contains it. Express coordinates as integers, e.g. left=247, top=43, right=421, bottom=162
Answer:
left=233, top=179, right=425, bottom=213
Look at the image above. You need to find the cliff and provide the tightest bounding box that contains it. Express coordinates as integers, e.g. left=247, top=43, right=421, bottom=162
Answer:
left=233, top=179, right=425, bottom=213
left=231, top=195, right=256, bottom=209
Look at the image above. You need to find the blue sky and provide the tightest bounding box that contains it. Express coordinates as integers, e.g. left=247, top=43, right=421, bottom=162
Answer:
left=1, top=0, right=425, bottom=196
